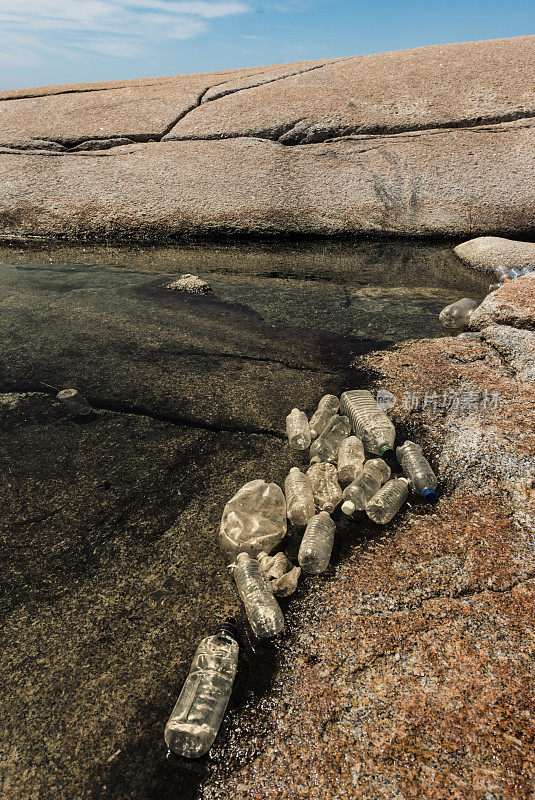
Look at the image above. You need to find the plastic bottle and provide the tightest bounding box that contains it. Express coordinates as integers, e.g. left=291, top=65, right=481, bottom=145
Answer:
left=309, top=395, right=340, bottom=440
left=298, top=512, right=336, bottom=574
left=56, top=388, right=92, bottom=415
left=337, top=436, right=365, bottom=483
left=509, top=267, right=523, bottom=279
left=309, top=414, right=350, bottom=463
left=520, top=267, right=534, bottom=276
left=396, top=441, right=438, bottom=501
left=307, top=462, right=343, bottom=512
left=341, top=458, right=390, bottom=516
left=286, top=408, right=311, bottom=451
left=340, top=390, right=396, bottom=456
left=164, top=618, right=239, bottom=758
left=493, top=264, right=511, bottom=281
left=284, top=468, right=315, bottom=526
left=233, top=553, right=285, bottom=639
left=219, top=480, right=287, bottom=558
left=365, top=478, right=409, bottom=525
left=438, top=298, right=478, bottom=330
left=488, top=283, right=501, bottom=293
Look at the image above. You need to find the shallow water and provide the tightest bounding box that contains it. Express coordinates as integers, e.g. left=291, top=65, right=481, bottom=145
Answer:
left=0, top=238, right=489, bottom=800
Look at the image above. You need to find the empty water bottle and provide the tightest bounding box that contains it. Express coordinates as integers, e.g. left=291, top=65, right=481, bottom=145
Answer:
left=271, top=565, right=301, bottom=597
left=307, top=462, right=343, bottom=512
left=286, top=408, right=311, bottom=451
left=164, top=618, right=239, bottom=758
left=233, top=553, right=285, bottom=638
left=309, top=395, right=340, bottom=440
left=509, top=267, right=523, bottom=279
left=365, top=478, right=409, bottom=524
left=396, top=441, right=438, bottom=501
left=337, top=436, right=365, bottom=483
left=520, top=267, right=534, bottom=276
left=341, top=458, right=390, bottom=516
left=298, top=511, right=336, bottom=574
left=219, top=480, right=287, bottom=558
left=284, top=468, right=315, bottom=526
left=493, top=264, right=511, bottom=281
left=56, top=388, right=92, bottom=416
left=309, top=414, right=351, bottom=463
left=340, top=390, right=396, bottom=456
left=438, top=298, right=478, bottom=330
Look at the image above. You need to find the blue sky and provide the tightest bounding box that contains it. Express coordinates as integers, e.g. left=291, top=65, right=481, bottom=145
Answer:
left=1, top=0, right=533, bottom=90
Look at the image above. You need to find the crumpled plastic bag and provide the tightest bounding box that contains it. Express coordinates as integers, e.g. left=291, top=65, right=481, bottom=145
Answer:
left=219, top=480, right=287, bottom=558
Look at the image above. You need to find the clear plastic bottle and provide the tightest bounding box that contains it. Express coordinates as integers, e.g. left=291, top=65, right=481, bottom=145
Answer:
left=509, top=267, right=523, bottom=279
left=438, top=298, right=478, bottom=330
left=233, top=553, right=285, bottom=639
left=520, top=267, right=534, bottom=276
left=307, top=462, right=343, bottom=513
left=488, top=283, right=501, bottom=293
left=164, top=618, right=239, bottom=758
left=337, top=436, right=365, bottom=483
left=341, top=458, right=390, bottom=516
left=285, top=408, right=311, bottom=451
left=340, top=390, right=396, bottom=456
left=298, top=511, right=336, bottom=574
left=309, top=395, right=340, bottom=440
left=56, top=388, right=92, bottom=415
left=309, top=414, right=350, bottom=463
left=396, top=440, right=438, bottom=501
left=365, top=478, right=409, bottom=524
left=493, top=264, right=511, bottom=281
left=284, top=468, right=315, bottom=526
left=219, top=480, right=287, bottom=558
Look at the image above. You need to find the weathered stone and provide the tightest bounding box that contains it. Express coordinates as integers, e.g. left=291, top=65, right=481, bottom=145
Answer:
left=455, top=236, right=535, bottom=272
left=470, top=273, right=535, bottom=329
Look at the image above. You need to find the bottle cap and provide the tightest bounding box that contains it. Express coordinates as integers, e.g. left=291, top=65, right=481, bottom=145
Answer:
left=216, top=617, right=238, bottom=641
left=422, top=488, right=437, bottom=502
left=380, top=445, right=393, bottom=455
left=341, top=500, right=356, bottom=516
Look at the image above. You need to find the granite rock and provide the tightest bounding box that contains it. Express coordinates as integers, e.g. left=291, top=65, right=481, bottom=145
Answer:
left=455, top=236, right=535, bottom=273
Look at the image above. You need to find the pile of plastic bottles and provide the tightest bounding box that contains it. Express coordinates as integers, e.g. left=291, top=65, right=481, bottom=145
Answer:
left=164, top=389, right=438, bottom=758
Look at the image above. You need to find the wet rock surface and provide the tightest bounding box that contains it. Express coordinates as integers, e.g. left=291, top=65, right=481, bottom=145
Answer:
left=454, top=236, right=535, bottom=273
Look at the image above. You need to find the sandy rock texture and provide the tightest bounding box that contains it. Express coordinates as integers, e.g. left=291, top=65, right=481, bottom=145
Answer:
left=455, top=237, right=535, bottom=273
left=0, top=36, right=534, bottom=240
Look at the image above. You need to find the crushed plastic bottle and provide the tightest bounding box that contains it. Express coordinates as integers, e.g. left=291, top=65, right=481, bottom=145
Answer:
left=365, top=477, right=409, bottom=524
left=298, top=511, right=336, bottom=574
left=233, top=553, right=285, bottom=638
left=337, top=436, right=365, bottom=483
left=309, top=394, right=340, bottom=440
left=438, top=298, right=478, bottom=330
left=164, top=618, right=239, bottom=758
left=307, top=462, right=343, bottom=513
left=340, top=390, right=396, bottom=456
left=284, top=468, right=315, bottom=526
left=309, top=414, right=351, bottom=463
left=286, top=408, right=311, bottom=451
left=396, top=440, right=438, bottom=501
left=258, top=550, right=291, bottom=580
left=56, top=388, right=92, bottom=416
left=341, top=458, right=390, bottom=516
left=271, top=565, right=301, bottom=597
left=219, top=480, right=287, bottom=558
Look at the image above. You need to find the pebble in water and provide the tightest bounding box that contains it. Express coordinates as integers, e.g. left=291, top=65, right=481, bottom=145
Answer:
left=307, top=462, right=343, bottom=513
left=298, top=511, right=336, bottom=574
left=341, top=458, right=391, bottom=516
left=337, top=436, right=365, bottom=483
left=309, top=414, right=350, bottom=463
left=365, top=478, right=409, bottom=525
left=309, top=394, right=340, bottom=440
left=233, top=553, right=285, bottom=638
left=340, top=390, right=396, bottom=456
left=284, top=467, right=315, bottom=527
left=286, top=408, right=311, bottom=451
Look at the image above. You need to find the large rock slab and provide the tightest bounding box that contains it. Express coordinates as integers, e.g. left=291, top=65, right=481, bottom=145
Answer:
left=455, top=236, right=535, bottom=272
left=0, top=36, right=534, bottom=239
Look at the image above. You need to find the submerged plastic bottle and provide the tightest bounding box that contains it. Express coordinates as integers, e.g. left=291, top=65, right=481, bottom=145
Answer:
left=286, top=408, right=311, bottom=451
left=438, top=298, right=478, bottom=330
left=337, top=436, right=365, bottom=483
left=365, top=478, right=409, bottom=524
left=309, top=414, right=350, bottom=463
left=233, top=553, right=285, bottom=639
left=307, top=462, right=343, bottom=513
left=284, top=468, right=315, bottom=526
left=298, top=512, right=336, bottom=574
left=340, top=390, right=396, bottom=456
left=56, top=388, right=92, bottom=415
left=309, top=395, right=340, bottom=440
left=164, top=618, right=239, bottom=758
left=341, top=458, right=390, bottom=516
left=396, top=441, right=438, bottom=501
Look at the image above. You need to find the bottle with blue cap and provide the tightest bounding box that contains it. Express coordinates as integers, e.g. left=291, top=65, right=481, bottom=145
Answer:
left=396, top=440, right=438, bottom=501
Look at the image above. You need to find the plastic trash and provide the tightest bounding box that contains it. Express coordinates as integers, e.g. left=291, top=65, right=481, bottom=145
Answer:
left=258, top=551, right=291, bottom=580
left=365, top=478, right=409, bottom=524
left=307, top=462, right=343, bottom=513
left=309, top=414, right=351, bottom=463
left=284, top=468, right=315, bottom=527
left=309, top=394, right=340, bottom=440
left=164, top=618, right=239, bottom=758
left=219, top=480, right=287, bottom=558
left=438, top=298, right=478, bottom=330
left=493, top=265, right=511, bottom=281
left=286, top=408, right=311, bottom=451
left=396, top=441, right=438, bottom=501
left=233, top=553, right=285, bottom=638
left=520, top=267, right=534, bottom=276
left=340, top=390, right=396, bottom=456
left=509, top=267, right=523, bottom=279
left=341, top=458, right=390, bottom=516
left=456, top=331, right=482, bottom=340
left=488, top=283, right=501, bottom=293
left=271, top=566, right=301, bottom=597
left=337, top=436, right=365, bottom=483
left=298, top=511, right=336, bottom=574
left=56, top=388, right=92, bottom=416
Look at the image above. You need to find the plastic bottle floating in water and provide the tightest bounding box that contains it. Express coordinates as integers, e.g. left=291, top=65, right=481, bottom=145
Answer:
left=365, top=478, right=409, bottom=525
left=164, top=618, right=239, bottom=758
left=286, top=408, right=311, bottom=451
left=298, top=511, right=336, bottom=574
left=232, top=553, right=285, bottom=639
left=337, top=436, right=365, bottom=483
left=309, top=414, right=350, bottom=463
left=438, top=298, right=478, bottom=330
left=396, top=441, right=438, bottom=501
left=340, top=390, right=396, bottom=456
left=309, top=394, right=340, bottom=440
left=284, top=467, right=315, bottom=526
left=341, top=458, right=391, bottom=516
